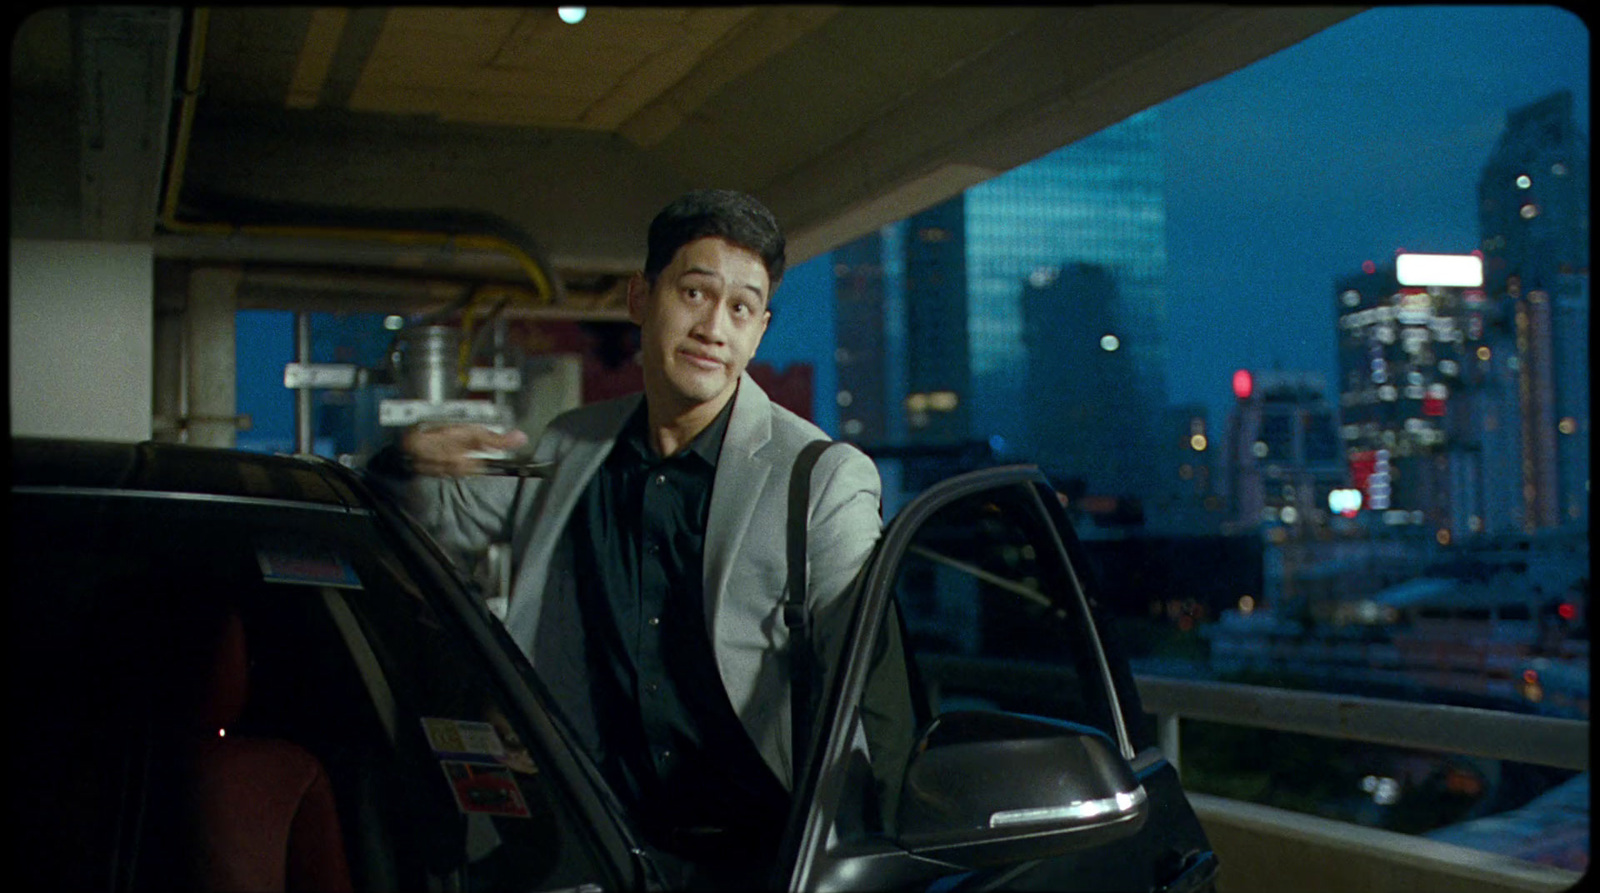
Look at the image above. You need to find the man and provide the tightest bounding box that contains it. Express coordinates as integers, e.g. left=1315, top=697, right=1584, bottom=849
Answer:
left=367, top=189, right=883, bottom=888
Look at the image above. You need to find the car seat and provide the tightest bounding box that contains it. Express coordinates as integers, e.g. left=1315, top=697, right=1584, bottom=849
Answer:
left=193, top=612, right=354, bottom=892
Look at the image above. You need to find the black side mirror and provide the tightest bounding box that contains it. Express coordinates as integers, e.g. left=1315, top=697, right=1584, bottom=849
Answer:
left=893, top=711, right=1148, bottom=868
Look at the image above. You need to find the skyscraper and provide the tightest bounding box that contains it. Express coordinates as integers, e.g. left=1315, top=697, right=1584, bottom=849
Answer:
left=832, top=107, right=1169, bottom=487
left=1224, top=370, right=1343, bottom=538
left=1477, top=89, right=1590, bottom=531
left=965, top=108, right=1168, bottom=460
left=1021, top=261, right=1159, bottom=499
left=832, top=232, right=889, bottom=445
left=1334, top=261, right=1482, bottom=537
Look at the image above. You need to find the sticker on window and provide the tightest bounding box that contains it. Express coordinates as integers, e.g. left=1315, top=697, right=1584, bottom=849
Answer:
left=254, top=536, right=362, bottom=589
left=421, top=717, right=507, bottom=760
left=441, top=761, right=530, bottom=818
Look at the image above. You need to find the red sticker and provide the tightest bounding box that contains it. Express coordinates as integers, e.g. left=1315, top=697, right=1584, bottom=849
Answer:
left=440, top=760, right=530, bottom=818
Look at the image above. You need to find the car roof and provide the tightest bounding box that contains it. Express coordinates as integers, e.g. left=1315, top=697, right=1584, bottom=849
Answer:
left=9, top=437, right=365, bottom=509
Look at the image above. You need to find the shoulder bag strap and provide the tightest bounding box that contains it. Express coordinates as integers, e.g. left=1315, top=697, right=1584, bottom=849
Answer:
left=785, top=438, right=837, bottom=787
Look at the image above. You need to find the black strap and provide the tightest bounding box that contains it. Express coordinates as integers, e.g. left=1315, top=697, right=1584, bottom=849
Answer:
left=785, top=439, right=837, bottom=788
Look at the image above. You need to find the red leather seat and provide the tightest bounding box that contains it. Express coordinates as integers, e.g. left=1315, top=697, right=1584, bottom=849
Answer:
left=193, top=613, right=353, bottom=892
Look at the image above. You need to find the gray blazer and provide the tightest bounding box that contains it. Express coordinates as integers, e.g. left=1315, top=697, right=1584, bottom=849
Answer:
left=376, top=373, right=883, bottom=786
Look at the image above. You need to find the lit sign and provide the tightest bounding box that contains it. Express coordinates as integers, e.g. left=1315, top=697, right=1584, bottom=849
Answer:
left=1329, top=488, right=1363, bottom=516
left=1395, top=253, right=1484, bottom=287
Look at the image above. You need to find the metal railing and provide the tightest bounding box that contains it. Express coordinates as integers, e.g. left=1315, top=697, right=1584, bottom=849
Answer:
left=917, top=654, right=1588, bottom=893
left=915, top=653, right=1588, bottom=771
left=1133, top=673, right=1589, bottom=775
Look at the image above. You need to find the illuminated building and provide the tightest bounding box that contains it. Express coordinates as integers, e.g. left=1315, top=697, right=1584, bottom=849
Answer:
left=1477, top=90, right=1589, bottom=531
left=1155, top=402, right=1223, bottom=534
left=901, top=197, right=972, bottom=446
left=1334, top=260, right=1484, bottom=535
left=831, top=231, right=890, bottom=446
left=832, top=108, right=1169, bottom=473
left=1223, top=370, right=1344, bottom=537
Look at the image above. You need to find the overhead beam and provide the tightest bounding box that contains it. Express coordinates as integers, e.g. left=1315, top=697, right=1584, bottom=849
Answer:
left=775, top=6, right=1364, bottom=258
left=74, top=6, right=183, bottom=241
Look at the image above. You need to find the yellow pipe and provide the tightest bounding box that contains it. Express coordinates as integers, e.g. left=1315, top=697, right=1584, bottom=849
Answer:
left=159, top=8, right=557, bottom=305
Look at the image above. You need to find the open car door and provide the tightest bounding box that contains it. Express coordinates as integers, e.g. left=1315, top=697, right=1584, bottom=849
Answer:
left=776, top=465, right=1217, bottom=892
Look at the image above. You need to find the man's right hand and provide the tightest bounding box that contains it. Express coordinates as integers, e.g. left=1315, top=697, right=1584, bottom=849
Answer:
left=400, top=424, right=529, bottom=477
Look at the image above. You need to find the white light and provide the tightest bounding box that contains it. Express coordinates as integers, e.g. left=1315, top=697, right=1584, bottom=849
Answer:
left=383, top=315, right=405, bottom=330
left=1328, top=489, right=1363, bottom=513
left=1280, top=506, right=1299, bottom=524
left=1395, top=253, right=1483, bottom=288
left=557, top=7, right=587, bottom=24
left=1373, top=777, right=1400, bottom=805
left=1100, top=334, right=1120, bottom=351
left=989, top=787, right=1146, bottom=828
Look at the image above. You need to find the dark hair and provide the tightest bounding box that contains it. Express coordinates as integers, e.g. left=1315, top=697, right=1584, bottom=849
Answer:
left=644, top=189, right=787, bottom=292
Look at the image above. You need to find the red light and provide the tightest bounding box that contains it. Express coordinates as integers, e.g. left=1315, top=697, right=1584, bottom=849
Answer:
left=1523, top=669, right=1539, bottom=684
left=1362, top=260, right=1377, bottom=274
left=1232, top=369, right=1253, bottom=400
left=1558, top=603, right=1577, bottom=621
left=1423, top=397, right=1446, bottom=417
left=1349, top=451, right=1377, bottom=493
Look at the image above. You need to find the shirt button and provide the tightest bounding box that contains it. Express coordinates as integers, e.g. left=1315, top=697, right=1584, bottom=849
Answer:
left=646, top=543, right=660, bottom=556
left=647, top=616, right=661, bottom=627
left=645, top=682, right=660, bottom=694
left=660, top=749, right=673, bottom=761
left=654, top=473, right=667, bottom=485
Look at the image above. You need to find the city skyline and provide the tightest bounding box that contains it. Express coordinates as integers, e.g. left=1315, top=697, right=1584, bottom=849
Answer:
left=1158, top=5, right=1589, bottom=430
left=763, top=5, right=1589, bottom=442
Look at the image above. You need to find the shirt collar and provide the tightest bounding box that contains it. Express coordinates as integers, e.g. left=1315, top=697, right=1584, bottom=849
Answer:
left=618, top=390, right=736, bottom=468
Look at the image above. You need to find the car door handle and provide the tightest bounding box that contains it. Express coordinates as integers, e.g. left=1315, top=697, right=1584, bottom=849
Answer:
left=1156, top=849, right=1217, bottom=893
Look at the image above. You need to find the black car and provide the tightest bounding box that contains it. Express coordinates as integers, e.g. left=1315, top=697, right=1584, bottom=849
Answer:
left=10, top=437, right=1216, bottom=892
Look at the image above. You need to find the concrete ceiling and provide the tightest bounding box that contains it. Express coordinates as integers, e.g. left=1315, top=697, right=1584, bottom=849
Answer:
left=11, top=5, right=1362, bottom=304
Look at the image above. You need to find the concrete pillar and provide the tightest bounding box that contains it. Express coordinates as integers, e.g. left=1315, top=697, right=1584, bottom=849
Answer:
left=185, top=265, right=240, bottom=447
left=151, top=261, right=187, bottom=442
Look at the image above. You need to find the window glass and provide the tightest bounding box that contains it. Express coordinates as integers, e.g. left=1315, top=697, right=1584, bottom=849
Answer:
left=847, top=480, right=1127, bottom=839
left=892, top=482, right=1119, bottom=735
left=10, top=492, right=616, bottom=893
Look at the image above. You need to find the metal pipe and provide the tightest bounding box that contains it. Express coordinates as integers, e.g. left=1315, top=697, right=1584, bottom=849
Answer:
left=295, top=311, right=313, bottom=454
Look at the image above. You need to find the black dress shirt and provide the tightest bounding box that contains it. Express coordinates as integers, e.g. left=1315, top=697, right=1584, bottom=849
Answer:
left=567, top=398, right=790, bottom=852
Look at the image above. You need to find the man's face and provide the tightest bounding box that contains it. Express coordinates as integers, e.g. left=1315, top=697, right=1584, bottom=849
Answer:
left=629, top=236, right=772, bottom=414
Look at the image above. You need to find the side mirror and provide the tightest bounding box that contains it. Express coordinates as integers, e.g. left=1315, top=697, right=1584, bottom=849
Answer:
left=893, top=711, right=1147, bottom=868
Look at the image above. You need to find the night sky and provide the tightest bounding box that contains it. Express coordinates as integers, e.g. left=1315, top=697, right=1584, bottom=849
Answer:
left=1154, top=5, right=1588, bottom=429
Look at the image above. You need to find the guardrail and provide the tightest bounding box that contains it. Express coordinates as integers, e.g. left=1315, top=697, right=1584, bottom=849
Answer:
left=918, top=655, right=1587, bottom=893
left=915, top=653, right=1588, bottom=772
left=1132, top=673, right=1589, bottom=774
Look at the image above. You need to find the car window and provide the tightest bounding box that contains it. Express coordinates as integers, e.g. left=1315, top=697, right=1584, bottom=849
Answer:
left=10, top=490, right=617, bottom=893
left=893, top=481, right=1121, bottom=732
left=841, top=479, right=1128, bottom=840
